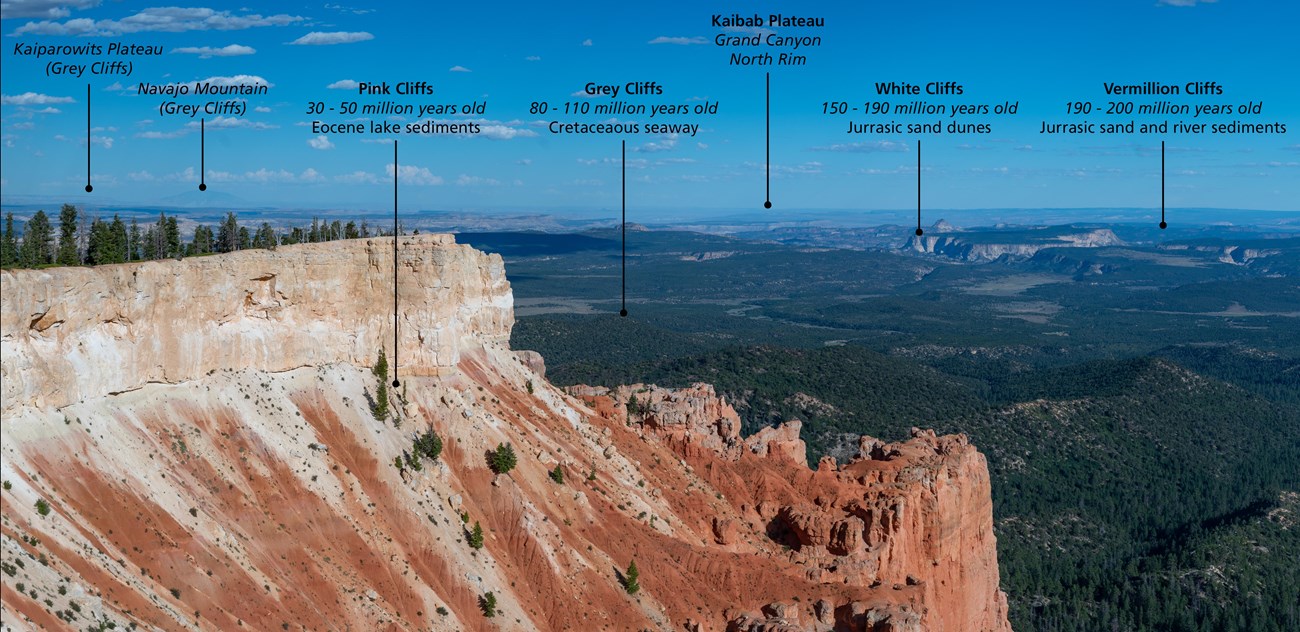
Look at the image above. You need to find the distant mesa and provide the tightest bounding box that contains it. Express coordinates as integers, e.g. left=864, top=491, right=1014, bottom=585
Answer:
left=931, top=218, right=959, bottom=233
left=905, top=226, right=1125, bottom=262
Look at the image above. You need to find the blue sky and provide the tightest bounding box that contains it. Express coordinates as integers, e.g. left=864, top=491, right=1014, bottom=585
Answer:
left=1, top=0, right=1297, bottom=217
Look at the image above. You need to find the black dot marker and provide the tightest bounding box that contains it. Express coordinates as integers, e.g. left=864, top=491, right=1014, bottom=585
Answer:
left=1159, top=221, right=1167, bottom=230
left=198, top=183, right=207, bottom=191
left=391, top=379, right=400, bottom=388
left=84, top=184, right=93, bottom=193
left=915, top=228, right=924, bottom=236
left=620, top=309, right=628, bottom=317
left=763, top=201, right=772, bottom=209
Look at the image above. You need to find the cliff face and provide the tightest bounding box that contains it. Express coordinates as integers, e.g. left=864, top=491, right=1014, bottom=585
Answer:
left=1, top=235, right=512, bottom=414
left=572, top=385, right=1010, bottom=632
left=0, top=237, right=1010, bottom=631
left=906, top=228, right=1123, bottom=262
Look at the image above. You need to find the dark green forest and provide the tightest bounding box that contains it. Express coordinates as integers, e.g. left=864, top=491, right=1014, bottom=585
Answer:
left=0, top=205, right=383, bottom=269
left=496, top=228, right=1300, bottom=632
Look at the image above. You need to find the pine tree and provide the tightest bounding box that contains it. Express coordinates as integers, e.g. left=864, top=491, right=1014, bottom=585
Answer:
left=128, top=218, right=141, bottom=261
left=549, top=464, right=564, bottom=485
left=85, top=217, right=108, bottom=265
left=108, top=215, right=128, bottom=263
left=373, top=348, right=389, bottom=382
left=56, top=204, right=79, bottom=265
left=147, top=213, right=167, bottom=260
left=1, top=213, right=18, bottom=267
left=623, top=560, right=640, bottom=595
left=480, top=591, right=496, bottom=617
left=253, top=222, right=277, bottom=250
left=217, top=212, right=239, bottom=253
left=373, top=382, right=389, bottom=420
left=142, top=226, right=158, bottom=260
left=468, top=521, right=485, bottom=550
left=189, top=225, right=213, bottom=256
left=19, top=210, right=53, bottom=267
left=238, top=226, right=251, bottom=250
left=371, top=348, right=389, bottom=420
left=490, top=443, right=517, bottom=474
left=414, top=430, right=443, bottom=461
left=165, top=216, right=181, bottom=258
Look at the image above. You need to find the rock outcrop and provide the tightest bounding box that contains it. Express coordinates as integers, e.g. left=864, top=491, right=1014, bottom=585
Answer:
left=1, top=235, right=512, bottom=414
left=1, top=236, right=1010, bottom=631
left=906, top=227, right=1123, bottom=262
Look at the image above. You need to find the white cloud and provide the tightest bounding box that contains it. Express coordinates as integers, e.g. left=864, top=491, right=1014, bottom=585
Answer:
left=137, top=129, right=188, bottom=139
left=578, top=157, right=648, bottom=169
left=581, top=38, right=592, bottom=46
left=254, top=106, right=271, bottom=113
left=525, top=55, right=541, bottom=61
left=103, top=82, right=128, bottom=92
left=204, top=74, right=272, bottom=88
left=307, top=135, right=334, bottom=150
left=477, top=124, right=537, bottom=140
left=648, top=36, right=707, bottom=45
left=747, top=161, right=823, bottom=176
left=172, top=44, right=256, bottom=58
left=288, top=31, right=373, bottom=45
left=1, top=0, right=98, bottom=19
left=1157, top=0, right=1217, bottom=5
left=456, top=174, right=500, bottom=186
left=327, top=79, right=359, bottom=90
left=336, top=170, right=378, bottom=184
left=13, top=7, right=304, bottom=36
left=633, top=138, right=677, bottom=153
left=83, top=135, right=112, bottom=149
left=386, top=163, right=443, bottom=185
left=1, top=92, right=74, bottom=105
left=323, top=3, right=373, bottom=15
left=809, top=141, right=909, bottom=153
left=194, top=167, right=324, bottom=184
left=516, top=159, right=532, bottom=165
left=128, top=170, right=155, bottom=181
left=449, top=65, right=471, bottom=73
left=186, top=116, right=276, bottom=130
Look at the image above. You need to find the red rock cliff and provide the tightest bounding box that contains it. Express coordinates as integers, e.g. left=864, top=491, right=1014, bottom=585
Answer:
left=1, top=237, right=1010, bottom=631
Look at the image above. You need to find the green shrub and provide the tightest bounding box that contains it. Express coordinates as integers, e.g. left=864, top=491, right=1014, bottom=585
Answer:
left=480, top=591, right=497, bottom=617
left=35, top=498, right=50, bottom=516
left=489, top=442, right=517, bottom=474
left=623, top=560, right=640, bottom=595
left=468, top=521, right=485, bottom=550
left=414, top=430, right=443, bottom=461
left=548, top=465, right=564, bottom=485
